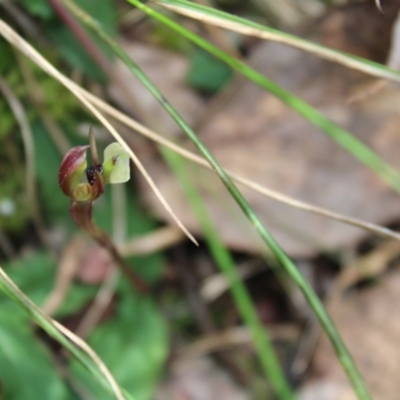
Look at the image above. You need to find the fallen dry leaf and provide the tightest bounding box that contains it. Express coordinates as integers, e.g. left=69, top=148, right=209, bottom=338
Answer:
left=299, top=265, right=400, bottom=400
left=155, top=357, right=251, bottom=400
left=136, top=3, right=400, bottom=256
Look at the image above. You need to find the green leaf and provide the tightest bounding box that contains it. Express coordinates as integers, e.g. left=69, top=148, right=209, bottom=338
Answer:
left=186, top=49, right=232, bottom=93
left=65, top=2, right=372, bottom=398
left=43, top=21, right=107, bottom=81
left=42, top=0, right=117, bottom=81
left=19, top=0, right=53, bottom=19
left=70, top=294, right=167, bottom=400
left=0, top=313, right=69, bottom=400
left=0, top=252, right=97, bottom=320
left=0, top=253, right=57, bottom=309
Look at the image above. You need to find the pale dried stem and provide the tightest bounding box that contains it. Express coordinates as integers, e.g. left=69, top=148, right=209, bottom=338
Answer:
left=76, top=267, right=119, bottom=338
left=152, top=0, right=400, bottom=82
left=1, top=19, right=400, bottom=242
left=0, top=19, right=197, bottom=246
left=193, top=0, right=240, bottom=57
left=0, top=266, right=126, bottom=400
left=15, top=47, right=71, bottom=154
left=179, top=325, right=298, bottom=360
left=121, top=226, right=185, bottom=256
left=42, top=236, right=85, bottom=315
left=73, top=90, right=400, bottom=242
left=53, top=320, right=125, bottom=400
left=0, top=76, right=49, bottom=247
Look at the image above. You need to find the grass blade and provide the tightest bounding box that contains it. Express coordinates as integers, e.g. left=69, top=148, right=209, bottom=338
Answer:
left=61, top=1, right=373, bottom=398
left=162, top=147, right=293, bottom=399
left=153, top=0, right=400, bottom=83
left=131, top=0, right=400, bottom=195
left=0, top=266, right=132, bottom=400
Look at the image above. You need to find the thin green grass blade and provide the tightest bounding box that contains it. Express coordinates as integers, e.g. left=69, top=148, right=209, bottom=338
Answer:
left=161, top=147, right=293, bottom=399
left=153, top=0, right=400, bottom=83
left=0, top=267, right=135, bottom=400
left=133, top=1, right=400, bottom=195
left=63, top=1, right=372, bottom=399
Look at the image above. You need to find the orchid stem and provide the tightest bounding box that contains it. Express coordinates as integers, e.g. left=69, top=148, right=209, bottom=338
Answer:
left=70, top=201, right=148, bottom=293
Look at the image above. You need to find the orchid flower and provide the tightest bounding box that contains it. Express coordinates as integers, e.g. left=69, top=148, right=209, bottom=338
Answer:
left=58, top=131, right=147, bottom=293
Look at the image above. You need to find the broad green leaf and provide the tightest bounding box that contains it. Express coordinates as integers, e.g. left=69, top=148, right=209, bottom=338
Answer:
left=70, top=293, right=167, bottom=400
left=0, top=252, right=97, bottom=319
left=186, top=49, right=232, bottom=93
left=43, top=21, right=107, bottom=81
left=42, top=0, right=117, bottom=81
left=0, top=253, right=57, bottom=310
left=19, top=0, right=53, bottom=18
left=0, top=313, right=69, bottom=400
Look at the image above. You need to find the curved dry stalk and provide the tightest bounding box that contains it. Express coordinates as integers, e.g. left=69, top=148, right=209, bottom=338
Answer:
left=0, top=77, right=49, bottom=246
left=120, top=226, right=185, bottom=256
left=52, top=320, right=126, bottom=400
left=1, top=18, right=399, bottom=243
left=42, top=236, right=85, bottom=316
left=152, top=0, right=398, bottom=81
left=375, top=0, right=384, bottom=14
left=15, top=50, right=71, bottom=154
left=0, top=266, right=126, bottom=400
left=179, top=325, right=298, bottom=360
left=0, top=19, right=197, bottom=246
left=64, top=88, right=400, bottom=242
left=80, top=96, right=400, bottom=242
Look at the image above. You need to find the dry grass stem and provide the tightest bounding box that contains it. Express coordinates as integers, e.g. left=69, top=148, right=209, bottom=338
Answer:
left=121, top=226, right=185, bottom=256
left=0, top=76, right=48, bottom=246
left=42, top=236, right=85, bottom=316
left=15, top=50, right=71, bottom=154
left=347, top=79, right=388, bottom=104
left=0, top=19, right=197, bottom=246
left=200, top=259, right=264, bottom=302
left=1, top=18, right=399, bottom=243
left=152, top=0, right=400, bottom=82
left=375, top=0, right=383, bottom=14
left=75, top=267, right=119, bottom=338
left=0, top=266, right=126, bottom=400
left=179, top=325, right=299, bottom=359
left=52, top=319, right=125, bottom=400
left=70, top=88, right=400, bottom=243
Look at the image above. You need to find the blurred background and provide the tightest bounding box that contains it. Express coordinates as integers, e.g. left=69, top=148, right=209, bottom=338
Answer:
left=1, top=0, right=400, bottom=399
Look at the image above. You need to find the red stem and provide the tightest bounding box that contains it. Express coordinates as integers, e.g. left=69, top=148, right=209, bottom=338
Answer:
left=47, top=0, right=110, bottom=73
left=70, top=201, right=148, bottom=293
